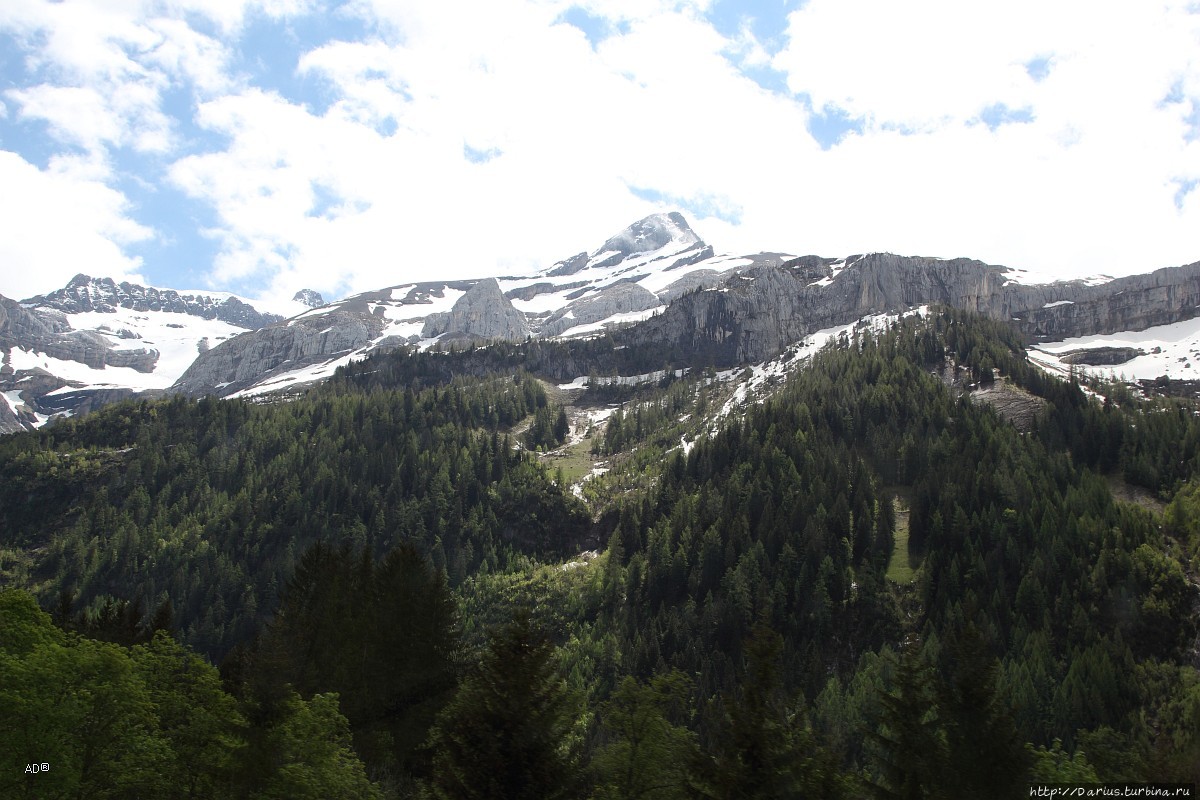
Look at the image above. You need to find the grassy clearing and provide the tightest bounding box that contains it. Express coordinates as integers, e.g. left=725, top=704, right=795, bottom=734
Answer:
left=886, top=494, right=921, bottom=584
left=540, top=436, right=599, bottom=485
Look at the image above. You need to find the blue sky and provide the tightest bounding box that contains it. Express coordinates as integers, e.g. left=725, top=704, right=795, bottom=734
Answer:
left=1, top=0, right=1198, bottom=305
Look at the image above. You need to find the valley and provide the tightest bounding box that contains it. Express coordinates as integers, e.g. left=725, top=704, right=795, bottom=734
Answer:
left=2, top=215, right=1200, bottom=797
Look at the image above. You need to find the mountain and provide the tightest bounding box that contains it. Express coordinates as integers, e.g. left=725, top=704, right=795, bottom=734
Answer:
left=292, top=289, right=326, bottom=308
left=170, top=211, right=775, bottom=398
left=5, top=212, right=1200, bottom=432
left=0, top=276, right=284, bottom=433
left=174, top=211, right=1200, bottom=401
left=4, top=306, right=1200, bottom=793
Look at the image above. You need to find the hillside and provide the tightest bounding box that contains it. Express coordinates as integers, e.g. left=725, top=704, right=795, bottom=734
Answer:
left=3, top=308, right=1200, bottom=796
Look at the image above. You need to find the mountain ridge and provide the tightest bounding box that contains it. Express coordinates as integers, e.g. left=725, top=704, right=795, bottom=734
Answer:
left=3, top=211, right=1200, bottom=431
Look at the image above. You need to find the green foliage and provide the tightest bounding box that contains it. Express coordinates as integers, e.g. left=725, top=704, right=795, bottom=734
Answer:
left=692, top=625, right=849, bottom=799
left=1027, top=739, right=1099, bottom=782
left=591, top=671, right=698, bottom=800
left=0, top=587, right=381, bottom=799
left=256, top=692, right=383, bottom=800
left=4, top=307, right=1200, bottom=793
left=424, top=613, right=584, bottom=800
left=525, top=404, right=568, bottom=451
left=0, top=372, right=588, bottom=659
left=936, top=624, right=1031, bottom=799
left=864, top=643, right=945, bottom=800
left=255, top=541, right=460, bottom=780
left=132, top=632, right=247, bottom=798
left=0, top=589, right=171, bottom=799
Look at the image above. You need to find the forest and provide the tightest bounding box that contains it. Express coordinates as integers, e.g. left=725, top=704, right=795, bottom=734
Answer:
left=2, top=307, right=1199, bottom=798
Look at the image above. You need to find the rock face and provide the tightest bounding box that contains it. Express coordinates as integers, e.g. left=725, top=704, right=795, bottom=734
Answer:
left=0, top=295, right=159, bottom=372
left=1059, top=347, right=1143, bottom=366
left=292, top=289, right=326, bottom=308
left=539, top=282, right=660, bottom=337
left=16, top=212, right=1196, bottom=410
left=422, top=279, right=529, bottom=341
left=547, top=212, right=711, bottom=276
left=1, top=276, right=287, bottom=431
left=1010, top=264, right=1200, bottom=339
left=172, top=310, right=387, bottom=397
left=591, top=212, right=702, bottom=266
left=29, top=274, right=282, bottom=329
left=623, top=255, right=1200, bottom=366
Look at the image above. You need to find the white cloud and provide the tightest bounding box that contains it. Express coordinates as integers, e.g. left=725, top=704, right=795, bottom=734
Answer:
left=1, top=0, right=1198, bottom=307
left=165, top=0, right=827, bottom=304
left=0, top=151, right=149, bottom=299
left=765, top=0, right=1200, bottom=272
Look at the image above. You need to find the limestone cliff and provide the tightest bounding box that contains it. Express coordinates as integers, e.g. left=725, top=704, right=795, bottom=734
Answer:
left=28, top=274, right=281, bottom=329
left=622, top=255, right=1200, bottom=366
left=422, top=279, right=529, bottom=341
left=538, top=282, right=660, bottom=337
left=0, top=296, right=158, bottom=372
left=172, top=310, right=387, bottom=397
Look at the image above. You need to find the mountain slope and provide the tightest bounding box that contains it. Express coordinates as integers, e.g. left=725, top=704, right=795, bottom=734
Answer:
left=0, top=277, right=285, bottom=432
left=5, top=212, right=1200, bottom=427
left=3, top=308, right=1199, bottom=791
left=172, top=214, right=1200, bottom=402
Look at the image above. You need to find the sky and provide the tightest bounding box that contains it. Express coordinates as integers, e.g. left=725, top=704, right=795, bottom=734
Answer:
left=1, top=0, right=1198, bottom=307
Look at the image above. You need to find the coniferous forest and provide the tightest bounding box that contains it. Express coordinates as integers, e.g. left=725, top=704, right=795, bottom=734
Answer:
left=2, top=308, right=1200, bottom=798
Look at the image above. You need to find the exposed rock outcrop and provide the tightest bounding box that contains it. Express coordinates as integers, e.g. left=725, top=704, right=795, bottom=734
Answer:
left=1059, top=347, right=1143, bottom=366
left=0, top=295, right=158, bottom=372
left=1012, top=263, right=1200, bottom=339
left=292, top=289, right=326, bottom=308
left=621, top=256, right=1200, bottom=367
left=422, top=279, right=529, bottom=341
left=539, top=282, right=660, bottom=337
left=590, top=212, right=701, bottom=267
left=546, top=212, right=707, bottom=276
left=172, top=311, right=387, bottom=397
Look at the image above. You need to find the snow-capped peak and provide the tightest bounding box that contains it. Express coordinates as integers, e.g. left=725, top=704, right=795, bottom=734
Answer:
left=542, top=211, right=709, bottom=279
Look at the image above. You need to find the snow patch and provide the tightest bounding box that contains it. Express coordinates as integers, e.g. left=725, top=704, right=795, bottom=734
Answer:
left=228, top=351, right=361, bottom=398
left=556, top=307, right=665, bottom=339
left=1029, top=316, right=1200, bottom=381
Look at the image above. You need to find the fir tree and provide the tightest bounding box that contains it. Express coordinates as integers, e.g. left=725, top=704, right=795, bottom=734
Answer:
left=424, top=612, right=583, bottom=800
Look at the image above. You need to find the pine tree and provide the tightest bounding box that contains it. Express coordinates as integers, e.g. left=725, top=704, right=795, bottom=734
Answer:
left=938, top=624, right=1030, bottom=799
left=692, top=624, right=847, bottom=799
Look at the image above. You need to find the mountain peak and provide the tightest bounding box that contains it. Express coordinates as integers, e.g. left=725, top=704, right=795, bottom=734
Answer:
left=24, top=275, right=282, bottom=330
left=292, top=289, right=326, bottom=308
left=545, top=211, right=707, bottom=278
left=595, top=211, right=701, bottom=259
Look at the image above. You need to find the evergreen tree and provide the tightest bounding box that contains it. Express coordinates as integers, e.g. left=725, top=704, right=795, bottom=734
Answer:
left=937, top=624, right=1030, bottom=799
left=692, top=625, right=847, bottom=799
left=258, top=542, right=460, bottom=780
left=865, top=643, right=946, bottom=800
left=424, top=612, right=583, bottom=800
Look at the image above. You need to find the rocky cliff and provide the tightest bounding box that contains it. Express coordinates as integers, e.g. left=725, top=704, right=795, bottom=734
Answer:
left=0, top=296, right=159, bottom=372
left=11, top=213, right=1197, bottom=409
left=172, top=309, right=387, bottom=397
left=623, top=255, right=1200, bottom=366
left=1, top=275, right=290, bottom=431
left=538, top=282, right=660, bottom=337
left=422, top=278, right=529, bottom=342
